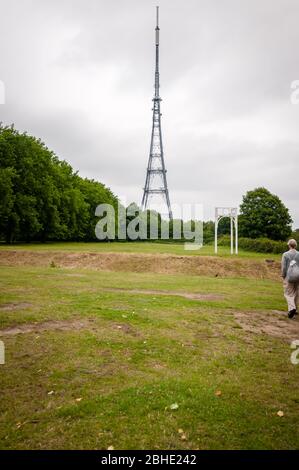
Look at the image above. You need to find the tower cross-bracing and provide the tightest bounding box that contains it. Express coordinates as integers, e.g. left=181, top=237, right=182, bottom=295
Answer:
left=141, top=6, right=173, bottom=220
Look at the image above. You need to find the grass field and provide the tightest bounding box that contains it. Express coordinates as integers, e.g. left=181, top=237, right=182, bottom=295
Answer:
left=0, top=241, right=281, bottom=259
left=0, top=243, right=298, bottom=449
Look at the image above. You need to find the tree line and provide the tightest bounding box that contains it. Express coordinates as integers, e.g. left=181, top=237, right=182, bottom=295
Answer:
left=0, top=125, right=118, bottom=243
left=0, top=124, right=294, bottom=244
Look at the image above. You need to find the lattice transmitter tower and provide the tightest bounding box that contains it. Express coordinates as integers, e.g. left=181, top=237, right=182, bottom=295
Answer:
left=141, top=6, right=173, bottom=220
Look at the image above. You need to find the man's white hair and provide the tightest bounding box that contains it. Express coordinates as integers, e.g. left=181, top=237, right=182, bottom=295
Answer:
left=288, top=239, right=297, bottom=249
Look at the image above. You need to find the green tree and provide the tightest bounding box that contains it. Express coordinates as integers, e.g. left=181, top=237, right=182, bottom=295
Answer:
left=203, top=220, right=215, bottom=244
left=79, top=177, right=118, bottom=241
left=0, top=167, right=17, bottom=243
left=0, top=124, right=118, bottom=242
left=239, top=187, right=292, bottom=241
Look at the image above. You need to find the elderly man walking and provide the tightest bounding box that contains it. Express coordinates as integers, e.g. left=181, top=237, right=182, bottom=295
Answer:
left=281, top=239, right=299, bottom=318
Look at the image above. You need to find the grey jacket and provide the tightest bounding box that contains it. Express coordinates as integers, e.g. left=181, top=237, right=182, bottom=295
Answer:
left=281, top=249, right=299, bottom=279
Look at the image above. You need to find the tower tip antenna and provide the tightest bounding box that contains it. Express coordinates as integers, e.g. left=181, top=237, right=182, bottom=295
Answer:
left=156, top=6, right=159, bottom=28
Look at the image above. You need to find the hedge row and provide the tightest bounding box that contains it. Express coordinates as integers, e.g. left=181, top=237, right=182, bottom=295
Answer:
left=217, top=235, right=288, bottom=254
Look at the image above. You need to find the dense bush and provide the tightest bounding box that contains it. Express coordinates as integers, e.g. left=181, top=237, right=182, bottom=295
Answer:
left=217, top=235, right=288, bottom=254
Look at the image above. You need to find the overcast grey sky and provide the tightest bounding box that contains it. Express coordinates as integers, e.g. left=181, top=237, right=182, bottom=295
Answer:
left=0, top=0, right=298, bottom=225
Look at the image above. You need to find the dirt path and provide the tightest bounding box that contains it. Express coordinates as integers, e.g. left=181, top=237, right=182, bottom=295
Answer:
left=0, top=250, right=280, bottom=280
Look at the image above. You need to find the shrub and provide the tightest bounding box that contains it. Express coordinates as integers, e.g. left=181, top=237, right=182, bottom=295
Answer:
left=217, top=235, right=287, bottom=254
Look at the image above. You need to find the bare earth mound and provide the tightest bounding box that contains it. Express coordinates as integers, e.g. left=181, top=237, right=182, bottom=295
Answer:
left=0, top=250, right=280, bottom=280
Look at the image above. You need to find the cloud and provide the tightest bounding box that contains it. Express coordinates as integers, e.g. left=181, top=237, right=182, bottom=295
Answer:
left=0, top=0, right=298, bottom=226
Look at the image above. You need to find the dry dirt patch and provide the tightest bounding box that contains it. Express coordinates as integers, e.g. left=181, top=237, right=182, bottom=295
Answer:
left=112, top=322, right=141, bottom=337
left=0, top=318, right=94, bottom=336
left=0, top=318, right=141, bottom=338
left=101, top=287, right=224, bottom=301
left=234, top=310, right=299, bottom=341
left=0, top=302, right=33, bottom=311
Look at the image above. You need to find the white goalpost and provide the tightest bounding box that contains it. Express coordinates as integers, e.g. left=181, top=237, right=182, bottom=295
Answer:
left=215, top=207, right=238, bottom=255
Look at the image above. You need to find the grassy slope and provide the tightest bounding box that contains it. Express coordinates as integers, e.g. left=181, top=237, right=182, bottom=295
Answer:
left=0, top=258, right=298, bottom=450
left=0, top=241, right=281, bottom=260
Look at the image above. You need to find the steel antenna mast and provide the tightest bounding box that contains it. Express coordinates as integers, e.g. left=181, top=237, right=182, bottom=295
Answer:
left=141, top=6, right=173, bottom=220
